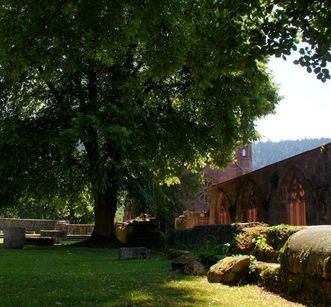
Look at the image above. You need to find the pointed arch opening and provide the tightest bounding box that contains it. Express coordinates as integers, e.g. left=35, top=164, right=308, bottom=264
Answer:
left=216, top=191, right=231, bottom=224
left=237, top=181, right=259, bottom=222
left=279, top=170, right=307, bottom=226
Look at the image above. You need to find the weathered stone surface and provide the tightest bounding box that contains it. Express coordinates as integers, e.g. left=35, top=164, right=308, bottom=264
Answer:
left=183, top=260, right=206, bottom=276
left=207, top=255, right=250, bottom=284
left=119, top=247, right=150, bottom=260
left=280, top=226, right=331, bottom=279
left=279, top=226, right=331, bottom=305
left=0, top=218, right=94, bottom=236
left=3, top=227, right=25, bottom=249
left=250, top=261, right=280, bottom=288
left=252, top=261, right=280, bottom=276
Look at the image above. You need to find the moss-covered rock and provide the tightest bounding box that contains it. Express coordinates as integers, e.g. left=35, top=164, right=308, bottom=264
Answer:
left=207, top=255, right=250, bottom=284
left=279, top=226, right=331, bottom=305
left=234, top=224, right=303, bottom=262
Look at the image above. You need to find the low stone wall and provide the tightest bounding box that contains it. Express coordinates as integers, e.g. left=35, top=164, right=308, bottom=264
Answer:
left=66, top=224, right=94, bottom=235
left=0, top=218, right=94, bottom=236
left=173, top=224, right=234, bottom=247
left=0, top=218, right=60, bottom=232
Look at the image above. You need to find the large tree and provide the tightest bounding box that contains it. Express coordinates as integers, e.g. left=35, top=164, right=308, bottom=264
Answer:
left=0, top=0, right=330, bottom=243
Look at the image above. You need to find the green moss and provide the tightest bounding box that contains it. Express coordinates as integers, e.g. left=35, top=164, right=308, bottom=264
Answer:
left=234, top=225, right=303, bottom=263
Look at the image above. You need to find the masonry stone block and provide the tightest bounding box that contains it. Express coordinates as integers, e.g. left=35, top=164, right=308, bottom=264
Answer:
left=119, top=247, right=150, bottom=260
left=3, top=227, right=25, bottom=249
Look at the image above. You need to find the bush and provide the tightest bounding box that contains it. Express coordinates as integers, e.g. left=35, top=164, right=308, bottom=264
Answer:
left=266, top=224, right=303, bottom=250
left=234, top=224, right=303, bottom=262
left=193, top=242, right=230, bottom=268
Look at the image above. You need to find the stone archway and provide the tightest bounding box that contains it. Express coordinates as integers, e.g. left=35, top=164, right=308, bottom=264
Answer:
left=237, top=181, right=259, bottom=222
left=215, top=191, right=231, bottom=224
left=279, top=170, right=307, bottom=226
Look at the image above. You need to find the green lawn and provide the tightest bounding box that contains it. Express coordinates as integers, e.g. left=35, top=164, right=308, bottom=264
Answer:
left=0, top=243, right=303, bottom=306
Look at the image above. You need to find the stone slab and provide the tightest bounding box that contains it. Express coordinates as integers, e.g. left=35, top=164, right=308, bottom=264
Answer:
left=119, top=247, right=150, bottom=260
left=3, top=227, right=25, bottom=249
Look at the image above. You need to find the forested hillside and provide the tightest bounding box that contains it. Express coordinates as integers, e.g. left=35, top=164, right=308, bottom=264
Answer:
left=252, top=138, right=331, bottom=170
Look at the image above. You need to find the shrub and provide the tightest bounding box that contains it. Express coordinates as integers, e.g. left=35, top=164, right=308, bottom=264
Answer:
left=193, top=242, right=230, bottom=268
left=234, top=224, right=302, bottom=263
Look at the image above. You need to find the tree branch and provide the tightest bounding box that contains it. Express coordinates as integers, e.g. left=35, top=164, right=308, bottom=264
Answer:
left=37, top=67, right=62, bottom=103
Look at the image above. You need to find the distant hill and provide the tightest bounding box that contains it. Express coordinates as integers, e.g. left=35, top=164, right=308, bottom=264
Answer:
left=252, top=138, right=331, bottom=170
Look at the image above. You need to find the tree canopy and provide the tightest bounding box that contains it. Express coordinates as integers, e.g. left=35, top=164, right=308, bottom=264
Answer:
left=0, top=0, right=330, bottom=242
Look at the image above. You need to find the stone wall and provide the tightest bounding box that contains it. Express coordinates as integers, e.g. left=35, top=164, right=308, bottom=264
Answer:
left=0, top=218, right=94, bottom=235
left=56, top=223, right=94, bottom=235
left=177, top=143, right=331, bottom=228
left=0, top=218, right=60, bottom=232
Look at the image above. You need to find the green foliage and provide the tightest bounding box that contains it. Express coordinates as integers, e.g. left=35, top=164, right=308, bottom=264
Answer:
left=235, top=224, right=302, bottom=262
left=253, top=138, right=331, bottom=170
left=123, top=170, right=203, bottom=229
left=192, top=242, right=230, bottom=268
left=252, top=235, right=273, bottom=252
left=0, top=188, right=94, bottom=223
left=266, top=224, right=303, bottom=251
left=0, top=1, right=330, bottom=236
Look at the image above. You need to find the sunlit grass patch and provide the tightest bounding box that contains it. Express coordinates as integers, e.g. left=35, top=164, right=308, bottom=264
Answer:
left=0, top=244, right=303, bottom=306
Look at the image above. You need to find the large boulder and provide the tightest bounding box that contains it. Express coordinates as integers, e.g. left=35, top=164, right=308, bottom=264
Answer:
left=207, top=255, right=250, bottom=284
left=279, top=226, right=331, bottom=305
left=280, top=226, right=331, bottom=279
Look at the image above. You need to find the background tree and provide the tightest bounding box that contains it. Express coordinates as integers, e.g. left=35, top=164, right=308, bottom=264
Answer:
left=253, top=138, right=331, bottom=170
left=0, top=0, right=329, bottom=243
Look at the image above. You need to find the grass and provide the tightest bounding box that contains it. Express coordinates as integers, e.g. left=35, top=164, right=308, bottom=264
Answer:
left=0, top=243, right=303, bottom=306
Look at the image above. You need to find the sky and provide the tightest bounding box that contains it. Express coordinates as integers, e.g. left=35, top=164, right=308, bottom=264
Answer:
left=255, top=54, right=331, bottom=141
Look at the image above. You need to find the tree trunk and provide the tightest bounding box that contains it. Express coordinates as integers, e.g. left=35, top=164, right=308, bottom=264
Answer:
left=89, top=182, right=119, bottom=245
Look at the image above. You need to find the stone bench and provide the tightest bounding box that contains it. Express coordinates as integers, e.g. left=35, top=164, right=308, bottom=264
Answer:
left=40, top=230, right=67, bottom=243
left=119, top=247, right=150, bottom=260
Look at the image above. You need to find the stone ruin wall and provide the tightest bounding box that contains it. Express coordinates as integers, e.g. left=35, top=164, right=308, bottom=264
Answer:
left=176, top=143, right=331, bottom=228
left=0, top=218, right=94, bottom=235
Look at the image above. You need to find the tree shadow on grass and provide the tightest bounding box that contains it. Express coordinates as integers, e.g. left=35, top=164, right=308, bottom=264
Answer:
left=0, top=245, right=205, bottom=306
